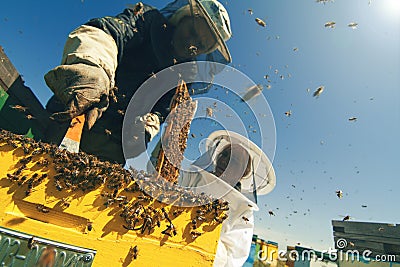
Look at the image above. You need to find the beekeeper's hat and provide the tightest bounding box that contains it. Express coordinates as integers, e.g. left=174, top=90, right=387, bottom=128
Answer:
left=205, top=130, right=276, bottom=197
left=167, top=0, right=232, bottom=62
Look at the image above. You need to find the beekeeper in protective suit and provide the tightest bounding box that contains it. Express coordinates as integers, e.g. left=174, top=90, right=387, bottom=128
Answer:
left=178, top=130, right=276, bottom=267
left=44, top=0, right=232, bottom=164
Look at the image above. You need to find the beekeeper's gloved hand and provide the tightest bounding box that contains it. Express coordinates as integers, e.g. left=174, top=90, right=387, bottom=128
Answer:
left=44, top=63, right=111, bottom=130
left=137, top=112, right=161, bottom=144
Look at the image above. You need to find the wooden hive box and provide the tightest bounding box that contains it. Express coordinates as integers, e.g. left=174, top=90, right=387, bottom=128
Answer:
left=0, top=130, right=227, bottom=266
left=332, top=220, right=400, bottom=263
left=0, top=46, right=49, bottom=140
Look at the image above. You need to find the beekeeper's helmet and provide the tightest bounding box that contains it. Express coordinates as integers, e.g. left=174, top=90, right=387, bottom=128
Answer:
left=167, top=0, right=232, bottom=62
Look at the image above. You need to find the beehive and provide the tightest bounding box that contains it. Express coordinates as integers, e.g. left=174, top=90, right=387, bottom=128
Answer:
left=0, top=130, right=227, bottom=266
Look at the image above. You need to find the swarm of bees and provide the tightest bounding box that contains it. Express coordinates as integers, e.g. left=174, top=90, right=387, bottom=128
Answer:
left=120, top=192, right=229, bottom=237
left=0, top=129, right=229, bottom=239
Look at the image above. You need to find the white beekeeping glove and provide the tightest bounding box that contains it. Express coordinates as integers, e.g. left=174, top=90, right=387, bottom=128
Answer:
left=139, top=113, right=160, bottom=142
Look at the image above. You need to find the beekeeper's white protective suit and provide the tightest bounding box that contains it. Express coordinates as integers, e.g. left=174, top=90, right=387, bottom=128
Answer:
left=179, top=130, right=276, bottom=267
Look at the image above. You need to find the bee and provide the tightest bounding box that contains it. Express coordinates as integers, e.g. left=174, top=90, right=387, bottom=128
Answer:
left=324, top=21, right=336, bottom=28
left=87, top=222, right=93, bottom=231
left=241, top=84, right=263, bottom=102
left=348, top=117, right=357, bottom=122
left=188, top=45, right=198, bottom=56
left=161, top=207, right=172, bottom=224
left=342, top=215, right=351, bottom=221
left=149, top=72, right=157, bottom=79
left=6, top=139, right=18, bottom=148
left=115, top=195, right=128, bottom=202
left=25, top=114, right=36, bottom=120
left=191, top=219, right=197, bottom=229
left=133, top=2, right=144, bottom=16
left=22, top=144, right=31, bottom=154
left=285, top=110, right=292, bottom=117
left=155, top=217, right=161, bottom=228
left=137, top=194, right=151, bottom=202
left=335, top=190, right=343, bottom=199
left=348, top=22, right=358, bottom=29
left=196, top=215, right=205, bottom=222
left=242, top=216, right=250, bottom=223
left=9, top=104, right=28, bottom=112
left=255, top=18, right=266, bottom=27
left=25, top=188, right=32, bottom=196
left=60, top=198, right=71, bottom=208
left=27, top=236, right=37, bottom=249
left=54, top=180, right=63, bottom=191
left=214, top=214, right=228, bottom=223
left=313, top=86, right=324, bottom=98
left=171, top=224, right=177, bottom=236
left=172, top=209, right=183, bottom=217
left=161, top=223, right=177, bottom=237
left=190, top=230, right=202, bottom=239
left=6, top=173, right=18, bottom=181
left=129, top=245, right=138, bottom=260
left=268, top=210, right=275, bottom=216
left=206, top=107, right=213, bottom=117
left=13, top=166, right=24, bottom=176
left=36, top=204, right=50, bottom=213
left=39, top=159, right=50, bottom=166
left=109, top=90, right=118, bottom=103
left=117, top=109, right=125, bottom=116
left=104, top=129, right=112, bottom=136
left=141, top=215, right=153, bottom=234
left=18, top=156, right=33, bottom=164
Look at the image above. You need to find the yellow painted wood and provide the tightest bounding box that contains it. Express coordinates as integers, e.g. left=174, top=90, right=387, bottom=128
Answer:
left=0, top=137, right=223, bottom=266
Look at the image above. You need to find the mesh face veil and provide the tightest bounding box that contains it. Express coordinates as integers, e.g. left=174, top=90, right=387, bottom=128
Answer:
left=168, top=0, right=232, bottom=62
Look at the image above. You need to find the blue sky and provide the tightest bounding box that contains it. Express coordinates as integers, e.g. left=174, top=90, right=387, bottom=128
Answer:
left=1, top=0, right=399, bottom=253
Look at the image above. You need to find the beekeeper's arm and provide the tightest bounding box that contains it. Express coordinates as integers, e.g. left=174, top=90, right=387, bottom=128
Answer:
left=179, top=169, right=256, bottom=267
left=213, top=185, right=256, bottom=267
left=44, top=3, right=165, bottom=135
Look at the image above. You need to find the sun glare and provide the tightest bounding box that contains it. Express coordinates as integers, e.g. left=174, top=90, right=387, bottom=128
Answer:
left=383, top=0, right=400, bottom=18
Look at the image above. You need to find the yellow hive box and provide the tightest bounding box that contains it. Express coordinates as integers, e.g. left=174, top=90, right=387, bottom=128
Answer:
left=0, top=131, right=226, bottom=266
